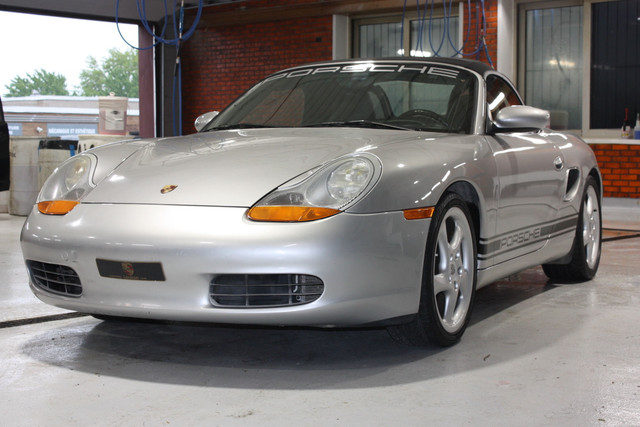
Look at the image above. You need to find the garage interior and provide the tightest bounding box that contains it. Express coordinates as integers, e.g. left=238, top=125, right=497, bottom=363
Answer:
left=1, top=0, right=640, bottom=425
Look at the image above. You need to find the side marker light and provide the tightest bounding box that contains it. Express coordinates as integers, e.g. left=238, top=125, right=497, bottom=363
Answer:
left=403, top=206, right=435, bottom=220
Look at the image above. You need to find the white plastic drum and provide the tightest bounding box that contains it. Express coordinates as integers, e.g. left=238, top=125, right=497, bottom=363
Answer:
left=38, top=139, right=76, bottom=189
left=9, top=137, right=42, bottom=216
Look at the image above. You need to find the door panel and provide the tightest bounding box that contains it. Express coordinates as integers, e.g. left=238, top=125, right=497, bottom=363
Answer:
left=482, top=132, right=564, bottom=265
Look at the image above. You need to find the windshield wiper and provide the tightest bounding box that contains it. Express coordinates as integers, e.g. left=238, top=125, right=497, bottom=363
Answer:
left=205, top=123, right=279, bottom=131
left=305, top=120, right=410, bottom=131
left=207, top=121, right=411, bottom=132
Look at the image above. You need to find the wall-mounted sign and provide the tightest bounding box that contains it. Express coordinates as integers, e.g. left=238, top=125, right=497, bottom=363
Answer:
left=8, top=123, right=22, bottom=136
left=48, top=124, right=98, bottom=137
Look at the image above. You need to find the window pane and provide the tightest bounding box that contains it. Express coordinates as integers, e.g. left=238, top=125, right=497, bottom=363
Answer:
left=357, top=22, right=402, bottom=58
left=486, top=75, right=523, bottom=116
left=410, top=17, right=459, bottom=58
left=525, top=6, right=583, bottom=130
left=590, top=0, right=640, bottom=129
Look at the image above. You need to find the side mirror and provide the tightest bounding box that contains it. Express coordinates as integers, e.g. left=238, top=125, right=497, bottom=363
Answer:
left=491, top=106, right=550, bottom=133
left=194, top=111, right=219, bottom=132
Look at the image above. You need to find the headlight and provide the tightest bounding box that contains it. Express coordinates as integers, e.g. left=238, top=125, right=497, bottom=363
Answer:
left=37, top=154, right=96, bottom=215
left=248, top=156, right=379, bottom=222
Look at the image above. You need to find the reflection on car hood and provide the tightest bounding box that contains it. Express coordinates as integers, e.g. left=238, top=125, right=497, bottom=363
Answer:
left=83, top=128, right=437, bottom=207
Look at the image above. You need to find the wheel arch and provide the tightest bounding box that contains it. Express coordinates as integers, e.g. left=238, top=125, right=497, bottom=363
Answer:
left=441, top=180, right=482, bottom=246
left=588, top=167, right=603, bottom=198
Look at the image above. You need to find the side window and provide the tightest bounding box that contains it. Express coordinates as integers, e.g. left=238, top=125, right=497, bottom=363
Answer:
left=365, top=89, right=389, bottom=120
left=486, top=75, right=522, bottom=117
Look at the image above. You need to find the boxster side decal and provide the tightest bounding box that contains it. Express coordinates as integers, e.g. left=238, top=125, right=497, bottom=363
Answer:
left=478, top=214, right=579, bottom=261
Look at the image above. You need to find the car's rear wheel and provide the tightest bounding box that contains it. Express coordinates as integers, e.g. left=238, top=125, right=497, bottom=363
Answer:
left=388, top=193, right=477, bottom=346
left=542, top=176, right=601, bottom=282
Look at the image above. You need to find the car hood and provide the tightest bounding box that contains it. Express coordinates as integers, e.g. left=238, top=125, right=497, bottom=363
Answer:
left=83, top=128, right=436, bottom=207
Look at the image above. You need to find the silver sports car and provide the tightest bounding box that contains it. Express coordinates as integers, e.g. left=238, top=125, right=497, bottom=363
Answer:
left=21, top=58, right=602, bottom=346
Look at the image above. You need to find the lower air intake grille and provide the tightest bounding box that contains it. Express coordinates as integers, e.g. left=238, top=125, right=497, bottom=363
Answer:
left=210, top=274, right=324, bottom=308
left=26, top=260, right=82, bottom=297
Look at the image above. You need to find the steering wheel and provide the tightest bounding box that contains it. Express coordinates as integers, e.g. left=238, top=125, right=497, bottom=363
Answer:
left=397, top=109, right=449, bottom=129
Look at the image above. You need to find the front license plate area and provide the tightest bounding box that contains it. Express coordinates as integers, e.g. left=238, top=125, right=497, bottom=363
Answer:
left=96, top=259, right=165, bottom=281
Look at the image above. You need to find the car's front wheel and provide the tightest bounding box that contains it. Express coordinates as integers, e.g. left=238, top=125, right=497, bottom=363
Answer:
left=388, top=193, right=477, bottom=346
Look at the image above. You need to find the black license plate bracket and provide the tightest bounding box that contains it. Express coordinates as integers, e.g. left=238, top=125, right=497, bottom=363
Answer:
left=96, top=259, right=165, bottom=281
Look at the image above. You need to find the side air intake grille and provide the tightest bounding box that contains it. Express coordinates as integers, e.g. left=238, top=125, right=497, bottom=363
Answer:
left=26, top=260, right=82, bottom=297
left=210, top=274, right=324, bottom=308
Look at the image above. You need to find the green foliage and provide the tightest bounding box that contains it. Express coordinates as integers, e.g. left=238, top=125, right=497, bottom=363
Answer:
left=80, top=48, right=138, bottom=98
left=5, top=69, right=69, bottom=97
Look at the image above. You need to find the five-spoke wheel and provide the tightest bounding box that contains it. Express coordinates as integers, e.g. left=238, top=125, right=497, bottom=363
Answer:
left=388, top=193, right=477, bottom=347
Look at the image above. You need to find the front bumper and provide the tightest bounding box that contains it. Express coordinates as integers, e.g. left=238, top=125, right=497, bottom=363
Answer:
left=21, top=204, right=429, bottom=327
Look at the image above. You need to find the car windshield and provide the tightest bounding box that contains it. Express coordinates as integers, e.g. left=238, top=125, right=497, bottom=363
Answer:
left=204, top=62, right=477, bottom=134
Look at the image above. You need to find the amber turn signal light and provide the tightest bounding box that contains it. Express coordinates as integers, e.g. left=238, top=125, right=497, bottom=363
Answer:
left=248, top=206, right=340, bottom=222
left=38, top=201, right=80, bottom=215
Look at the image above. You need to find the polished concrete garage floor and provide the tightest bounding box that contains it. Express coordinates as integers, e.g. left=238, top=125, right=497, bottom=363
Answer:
left=1, top=203, right=639, bottom=426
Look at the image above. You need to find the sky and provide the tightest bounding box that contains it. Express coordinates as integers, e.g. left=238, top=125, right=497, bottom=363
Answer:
left=0, top=11, right=139, bottom=96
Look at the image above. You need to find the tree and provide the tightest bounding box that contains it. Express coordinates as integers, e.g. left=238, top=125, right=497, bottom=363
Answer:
left=80, top=48, right=138, bottom=98
left=5, top=69, right=69, bottom=97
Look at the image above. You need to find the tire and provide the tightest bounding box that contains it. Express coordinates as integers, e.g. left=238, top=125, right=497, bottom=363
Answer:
left=91, top=314, right=122, bottom=322
left=388, top=194, right=477, bottom=347
left=542, top=176, right=601, bottom=282
left=91, top=314, right=163, bottom=324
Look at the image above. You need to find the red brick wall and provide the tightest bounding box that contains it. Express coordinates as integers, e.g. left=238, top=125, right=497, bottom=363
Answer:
left=590, top=144, right=640, bottom=198
left=181, top=7, right=332, bottom=133
left=462, top=0, right=498, bottom=68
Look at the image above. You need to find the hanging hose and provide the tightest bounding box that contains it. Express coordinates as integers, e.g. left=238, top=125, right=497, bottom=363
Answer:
left=400, top=0, right=492, bottom=65
left=115, top=0, right=204, bottom=135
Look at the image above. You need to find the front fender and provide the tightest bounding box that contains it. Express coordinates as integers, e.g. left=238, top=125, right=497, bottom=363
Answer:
left=349, top=135, right=497, bottom=215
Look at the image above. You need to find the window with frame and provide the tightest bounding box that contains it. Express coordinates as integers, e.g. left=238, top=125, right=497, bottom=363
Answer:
left=590, top=0, right=640, bottom=130
left=518, top=0, right=640, bottom=136
left=353, top=7, right=461, bottom=59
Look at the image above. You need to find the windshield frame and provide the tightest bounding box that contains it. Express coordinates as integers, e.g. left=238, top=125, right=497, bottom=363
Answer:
left=203, top=60, right=482, bottom=135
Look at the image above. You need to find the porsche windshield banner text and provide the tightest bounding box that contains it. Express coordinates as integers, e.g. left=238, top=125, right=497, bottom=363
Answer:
left=264, top=63, right=461, bottom=83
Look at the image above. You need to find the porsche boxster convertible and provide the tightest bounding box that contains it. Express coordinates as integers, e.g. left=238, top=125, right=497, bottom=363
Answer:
left=21, top=58, right=602, bottom=346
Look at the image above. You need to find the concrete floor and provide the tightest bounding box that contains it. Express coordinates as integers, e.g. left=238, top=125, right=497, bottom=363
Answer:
left=1, top=201, right=639, bottom=426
